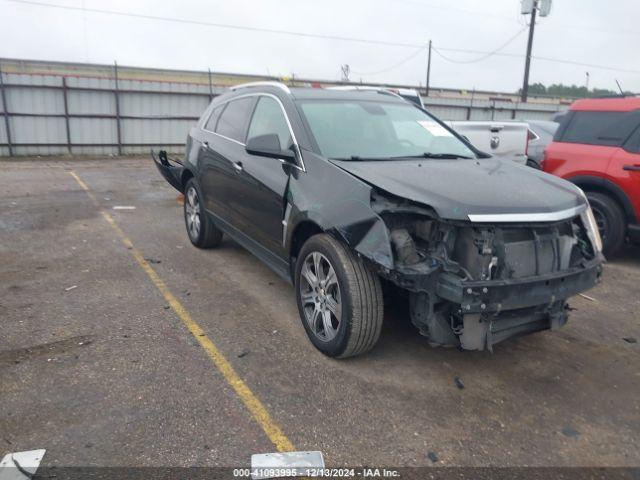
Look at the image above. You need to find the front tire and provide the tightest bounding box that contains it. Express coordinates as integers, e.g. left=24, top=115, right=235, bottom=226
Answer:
left=586, top=191, right=625, bottom=256
left=295, top=234, right=383, bottom=358
left=184, top=179, right=223, bottom=249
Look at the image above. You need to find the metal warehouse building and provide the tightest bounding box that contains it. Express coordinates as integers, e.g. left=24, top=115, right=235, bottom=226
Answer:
left=0, top=58, right=569, bottom=157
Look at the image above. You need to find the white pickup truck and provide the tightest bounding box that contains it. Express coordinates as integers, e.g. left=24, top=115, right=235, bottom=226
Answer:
left=447, top=121, right=530, bottom=165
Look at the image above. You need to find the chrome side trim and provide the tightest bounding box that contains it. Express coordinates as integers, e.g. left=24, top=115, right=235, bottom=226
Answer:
left=230, top=81, right=291, bottom=94
left=201, top=92, right=306, bottom=172
left=206, top=130, right=246, bottom=147
left=282, top=202, right=293, bottom=247
left=467, top=205, right=587, bottom=223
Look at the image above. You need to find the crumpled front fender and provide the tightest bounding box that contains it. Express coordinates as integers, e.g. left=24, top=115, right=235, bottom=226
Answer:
left=286, top=188, right=394, bottom=270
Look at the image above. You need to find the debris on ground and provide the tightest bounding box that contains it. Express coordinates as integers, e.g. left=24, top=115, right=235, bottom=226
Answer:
left=64, top=285, right=78, bottom=292
left=622, top=337, right=637, bottom=344
left=144, top=258, right=162, bottom=264
left=251, top=451, right=325, bottom=474
left=454, top=377, right=465, bottom=390
left=112, top=206, right=136, bottom=210
left=562, top=426, right=580, bottom=437
left=427, top=451, right=439, bottom=463
left=578, top=293, right=597, bottom=302
left=238, top=350, right=249, bottom=358
left=0, top=449, right=46, bottom=478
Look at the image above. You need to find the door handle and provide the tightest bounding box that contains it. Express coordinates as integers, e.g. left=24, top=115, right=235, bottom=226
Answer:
left=233, top=161, right=243, bottom=172
left=623, top=164, right=640, bottom=172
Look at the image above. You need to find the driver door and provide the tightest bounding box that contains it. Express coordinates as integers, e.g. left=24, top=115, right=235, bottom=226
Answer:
left=237, top=95, right=297, bottom=260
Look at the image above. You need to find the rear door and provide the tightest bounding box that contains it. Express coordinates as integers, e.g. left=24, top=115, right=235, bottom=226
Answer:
left=199, top=96, right=256, bottom=230
left=238, top=95, right=297, bottom=259
left=608, top=118, right=640, bottom=218
left=547, top=110, right=639, bottom=181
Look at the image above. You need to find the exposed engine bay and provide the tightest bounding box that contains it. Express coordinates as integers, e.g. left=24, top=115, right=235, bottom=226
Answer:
left=370, top=190, right=603, bottom=351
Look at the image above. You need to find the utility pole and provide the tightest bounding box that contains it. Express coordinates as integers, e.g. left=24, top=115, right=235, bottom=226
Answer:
left=425, top=40, right=432, bottom=97
left=520, top=0, right=551, bottom=102
left=521, top=1, right=537, bottom=102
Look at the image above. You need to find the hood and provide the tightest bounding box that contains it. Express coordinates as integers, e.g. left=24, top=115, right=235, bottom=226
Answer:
left=329, top=157, right=586, bottom=221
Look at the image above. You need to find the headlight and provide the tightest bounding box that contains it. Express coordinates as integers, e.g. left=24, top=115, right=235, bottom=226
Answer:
left=581, top=206, right=603, bottom=253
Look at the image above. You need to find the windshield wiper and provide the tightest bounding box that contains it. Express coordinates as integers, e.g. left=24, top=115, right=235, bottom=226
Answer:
left=391, top=152, right=473, bottom=159
left=330, top=153, right=474, bottom=161
left=330, top=155, right=390, bottom=161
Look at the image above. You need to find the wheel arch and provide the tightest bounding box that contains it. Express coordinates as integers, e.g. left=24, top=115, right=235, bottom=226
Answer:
left=288, top=220, right=324, bottom=265
left=180, top=168, right=195, bottom=193
left=568, top=175, right=636, bottom=224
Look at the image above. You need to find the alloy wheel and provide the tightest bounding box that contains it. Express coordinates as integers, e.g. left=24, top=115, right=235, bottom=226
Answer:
left=592, top=205, right=609, bottom=244
left=299, top=252, right=342, bottom=342
left=185, top=186, right=201, bottom=241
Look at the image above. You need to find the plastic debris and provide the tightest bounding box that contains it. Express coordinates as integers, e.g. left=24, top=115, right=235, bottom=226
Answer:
left=0, top=449, right=46, bottom=480
left=578, top=293, right=597, bottom=302
left=454, top=377, right=465, bottom=390
left=562, top=426, right=580, bottom=437
left=64, top=285, right=78, bottom=292
left=250, top=451, right=324, bottom=479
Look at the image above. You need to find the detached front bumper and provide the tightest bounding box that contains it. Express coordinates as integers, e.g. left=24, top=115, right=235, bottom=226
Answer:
left=152, top=149, right=184, bottom=192
left=436, top=255, right=604, bottom=314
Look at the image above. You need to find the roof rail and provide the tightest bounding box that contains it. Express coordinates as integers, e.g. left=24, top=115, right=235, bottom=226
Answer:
left=327, top=85, right=404, bottom=100
left=230, top=81, right=291, bottom=94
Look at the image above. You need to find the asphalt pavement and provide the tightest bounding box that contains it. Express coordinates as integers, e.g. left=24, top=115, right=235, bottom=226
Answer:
left=1, top=157, right=639, bottom=470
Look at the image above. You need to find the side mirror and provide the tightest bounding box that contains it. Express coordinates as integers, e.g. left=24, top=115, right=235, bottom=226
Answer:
left=246, top=134, right=296, bottom=162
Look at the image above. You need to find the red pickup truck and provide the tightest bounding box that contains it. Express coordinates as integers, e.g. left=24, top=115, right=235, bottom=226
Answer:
left=543, top=97, right=640, bottom=255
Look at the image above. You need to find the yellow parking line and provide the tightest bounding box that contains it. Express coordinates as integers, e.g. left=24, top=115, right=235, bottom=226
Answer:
left=69, top=170, right=295, bottom=453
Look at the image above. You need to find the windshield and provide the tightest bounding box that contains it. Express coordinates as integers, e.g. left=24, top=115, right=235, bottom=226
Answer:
left=297, top=99, right=475, bottom=160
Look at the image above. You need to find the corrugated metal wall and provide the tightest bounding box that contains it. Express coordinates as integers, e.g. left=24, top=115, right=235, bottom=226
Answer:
left=0, top=66, right=564, bottom=157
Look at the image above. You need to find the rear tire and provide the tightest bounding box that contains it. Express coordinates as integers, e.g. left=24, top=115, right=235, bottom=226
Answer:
left=586, top=191, right=625, bottom=256
left=526, top=159, right=541, bottom=169
left=184, top=179, right=223, bottom=249
left=295, top=234, right=384, bottom=358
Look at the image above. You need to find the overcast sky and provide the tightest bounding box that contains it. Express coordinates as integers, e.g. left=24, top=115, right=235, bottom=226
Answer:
left=1, top=0, right=639, bottom=93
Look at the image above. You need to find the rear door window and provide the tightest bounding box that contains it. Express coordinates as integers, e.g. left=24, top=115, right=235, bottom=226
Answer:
left=624, top=127, right=640, bottom=153
left=215, top=97, right=256, bottom=142
left=558, top=110, right=640, bottom=146
left=204, top=105, right=224, bottom=132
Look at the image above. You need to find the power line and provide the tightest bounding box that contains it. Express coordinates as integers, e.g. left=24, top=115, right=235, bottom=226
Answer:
left=351, top=47, right=426, bottom=75
left=432, top=28, right=527, bottom=64
left=4, top=0, right=426, bottom=48
left=533, top=56, right=640, bottom=74
left=4, top=0, right=640, bottom=76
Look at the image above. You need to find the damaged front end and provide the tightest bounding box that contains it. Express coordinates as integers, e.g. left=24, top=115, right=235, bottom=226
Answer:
left=370, top=190, right=604, bottom=351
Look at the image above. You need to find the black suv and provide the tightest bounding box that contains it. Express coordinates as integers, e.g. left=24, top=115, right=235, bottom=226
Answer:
left=153, top=82, right=604, bottom=358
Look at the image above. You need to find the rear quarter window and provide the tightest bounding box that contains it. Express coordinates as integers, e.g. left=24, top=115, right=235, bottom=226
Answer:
left=557, top=110, right=640, bottom=146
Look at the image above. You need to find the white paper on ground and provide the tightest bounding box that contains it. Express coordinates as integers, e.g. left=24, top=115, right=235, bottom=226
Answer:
left=250, top=451, right=324, bottom=479
left=0, top=449, right=46, bottom=480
